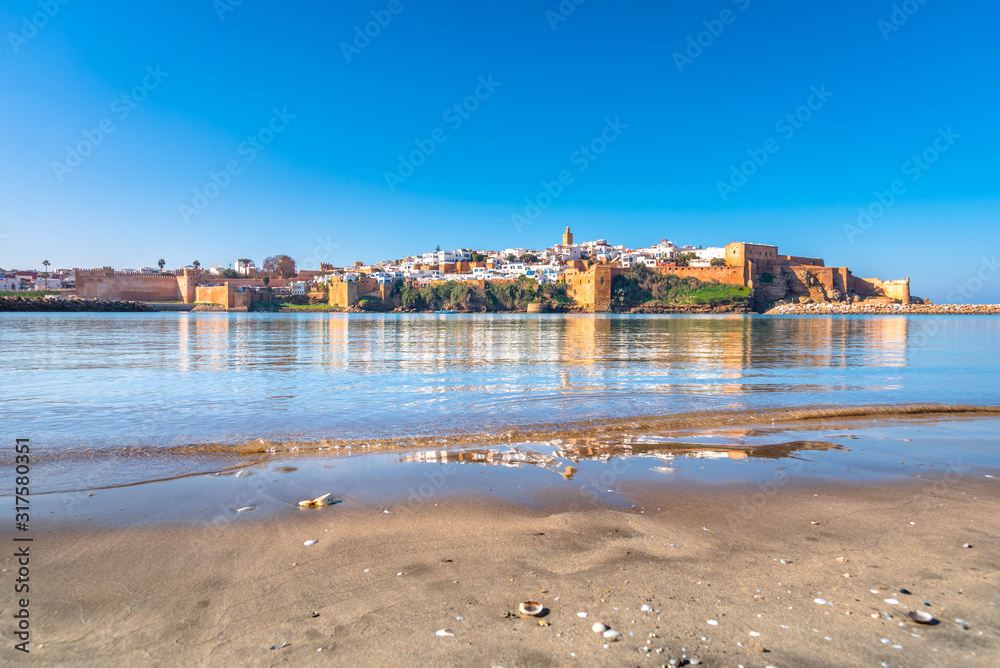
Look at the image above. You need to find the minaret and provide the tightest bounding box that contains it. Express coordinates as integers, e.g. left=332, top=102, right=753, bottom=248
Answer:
left=562, top=226, right=573, bottom=246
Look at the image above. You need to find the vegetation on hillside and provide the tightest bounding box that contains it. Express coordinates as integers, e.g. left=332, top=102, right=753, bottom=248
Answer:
left=390, top=277, right=570, bottom=312
left=611, top=265, right=751, bottom=308
left=0, top=291, right=62, bottom=298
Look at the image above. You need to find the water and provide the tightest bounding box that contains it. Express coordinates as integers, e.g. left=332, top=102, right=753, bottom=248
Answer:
left=2, top=312, right=998, bottom=493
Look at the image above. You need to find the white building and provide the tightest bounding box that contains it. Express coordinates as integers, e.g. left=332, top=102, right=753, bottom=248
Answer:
left=692, top=247, right=726, bottom=262
left=235, top=259, right=256, bottom=276
left=34, top=277, right=62, bottom=290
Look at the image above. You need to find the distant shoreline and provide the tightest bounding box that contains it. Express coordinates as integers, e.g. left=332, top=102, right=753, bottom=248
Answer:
left=2, top=295, right=999, bottom=315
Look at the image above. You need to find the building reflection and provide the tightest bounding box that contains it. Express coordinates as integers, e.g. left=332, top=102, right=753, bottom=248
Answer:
left=401, top=438, right=845, bottom=481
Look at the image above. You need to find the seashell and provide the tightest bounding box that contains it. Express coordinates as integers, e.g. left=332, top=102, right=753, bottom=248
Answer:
left=519, top=601, right=543, bottom=616
left=592, top=623, right=608, bottom=633
left=435, top=629, right=454, bottom=637
left=814, top=598, right=831, bottom=605
left=603, top=629, right=621, bottom=639
left=577, top=612, right=588, bottom=618
left=303, top=540, right=317, bottom=546
left=298, top=493, right=333, bottom=508
left=235, top=506, right=254, bottom=512
left=909, top=610, right=935, bottom=624
left=641, top=604, right=653, bottom=612
left=706, top=619, right=719, bottom=626
left=884, top=598, right=900, bottom=605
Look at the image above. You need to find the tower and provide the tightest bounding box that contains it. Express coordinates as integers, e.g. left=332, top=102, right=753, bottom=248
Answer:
left=562, top=226, right=573, bottom=246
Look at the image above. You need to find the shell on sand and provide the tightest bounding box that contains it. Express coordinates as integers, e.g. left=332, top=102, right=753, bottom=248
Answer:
left=519, top=601, right=543, bottom=616
left=298, top=493, right=333, bottom=508
left=909, top=610, right=935, bottom=624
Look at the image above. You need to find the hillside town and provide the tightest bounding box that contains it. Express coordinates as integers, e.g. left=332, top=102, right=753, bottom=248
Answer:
left=0, top=228, right=721, bottom=292
left=2, top=227, right=919, bottom=312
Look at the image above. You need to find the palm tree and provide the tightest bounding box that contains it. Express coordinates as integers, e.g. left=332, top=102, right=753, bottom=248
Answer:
left=41, top=260, right=50, bottom=279
left=237, top=258, right=251, bottom=275
left=158, top=259, right=165, bottom=272
left=192, top=260, right=201, bottom=271
left=674, top=252, right=695, bottom=268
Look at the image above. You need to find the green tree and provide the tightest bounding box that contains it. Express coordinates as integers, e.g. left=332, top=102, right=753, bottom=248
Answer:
left=41, top=260, right=50, bottom=279
left=157, top=259, right=166, bottom=272
left=262, top=275, right=270, bottom=286
left=674, top=252, right=696, bottom=267
left=710, top=257, right=727, bottom=267
left=401, top=286, right=424, bottom=310
left=192, top=260, right=201, bottom=270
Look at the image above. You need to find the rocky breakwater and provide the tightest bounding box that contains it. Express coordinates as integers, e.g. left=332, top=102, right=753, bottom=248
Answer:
left=0, top=296, right=154, bottom=312
left=765, top=302, right=1000, bottom=316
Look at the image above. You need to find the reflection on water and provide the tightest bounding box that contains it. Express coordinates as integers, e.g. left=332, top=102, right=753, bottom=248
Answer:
left=402, top=438, right=846, bottom=482
left=1, top=313, right=996, bottom=461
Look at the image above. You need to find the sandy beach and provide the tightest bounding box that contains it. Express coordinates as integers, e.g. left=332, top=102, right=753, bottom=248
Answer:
left=5, top=471, right=998, bottom=667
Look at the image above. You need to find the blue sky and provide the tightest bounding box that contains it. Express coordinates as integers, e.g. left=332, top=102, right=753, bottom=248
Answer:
left=1, top=0, right=997, bottom=302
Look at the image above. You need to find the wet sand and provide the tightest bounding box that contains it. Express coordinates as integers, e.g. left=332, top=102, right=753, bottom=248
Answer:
left=4, top=474, right=998, bottom=666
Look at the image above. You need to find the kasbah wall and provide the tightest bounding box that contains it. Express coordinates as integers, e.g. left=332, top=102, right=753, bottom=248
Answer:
left=75, top=268, right=278, bottom=309
left=329, top=275, right=392, bottom=307
left=566, top=241, right=910, bottom=311
left=193, top=284, right=251, bottom=311
left=75, top=268, right=184, bottom=301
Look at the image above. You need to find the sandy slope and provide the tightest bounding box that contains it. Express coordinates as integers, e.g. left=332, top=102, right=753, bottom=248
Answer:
left=3, top=475, right=998, bottom=667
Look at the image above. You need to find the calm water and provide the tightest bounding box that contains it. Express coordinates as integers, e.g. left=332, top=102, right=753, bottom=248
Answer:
left=2, top=313, right=999, bottom=492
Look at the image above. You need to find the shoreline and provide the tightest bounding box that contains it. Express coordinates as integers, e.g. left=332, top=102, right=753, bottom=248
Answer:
left=4, top=295, right=1000, bottom=315
left=764, top=302, right=1000, bottom=316
left=5, top=474, right=998, bottom=666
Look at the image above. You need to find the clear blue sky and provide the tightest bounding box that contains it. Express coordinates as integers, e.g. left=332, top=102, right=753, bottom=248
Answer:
left=1, top=0, right=997, bottom=302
